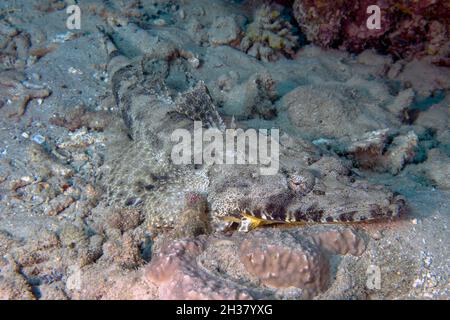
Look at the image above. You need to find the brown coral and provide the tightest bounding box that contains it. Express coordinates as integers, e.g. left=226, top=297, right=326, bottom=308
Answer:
left=239, top=231, right=330, bottom=297
left=145, top=227, right=367, bottom=300
left=309, top=228, right=366, bottom=256
left=145, top=238, right=254, bottom=300
left=0, top=22, right=29, bottom=70
left=292, top=0, right=449, bottom=62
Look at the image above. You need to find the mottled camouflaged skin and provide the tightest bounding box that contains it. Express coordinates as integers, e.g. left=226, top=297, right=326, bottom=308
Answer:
left=103, top=138, right=210, bottom=228
left=101, top=33, right=406, bottom=231
left=208, top=161, right=406, bottom=225
left=100, top=37, right=212, bottom=228
left=208, top=135, right=406, bottom=226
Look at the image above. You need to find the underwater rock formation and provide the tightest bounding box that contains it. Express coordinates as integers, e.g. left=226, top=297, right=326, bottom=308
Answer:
left=217, top=72, right=278, bottom=119
left=281, top=84, right=399, bottom=139
left=292, top=0, right=449, bottom=63
left=207, top=16, right=242, bottom=46
left=417, top=148, right=450, bottom=190
left=330, top=129, right=419, bottom=174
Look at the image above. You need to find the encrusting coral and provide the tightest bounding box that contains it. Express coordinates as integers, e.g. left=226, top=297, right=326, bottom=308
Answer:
left=240, top=4, right=298, bottom=61
left=292, top=0, right=449, bottom=64
left=145, top=237, right=254, bottom=300
left=145, top=226, right=367, bottom=299
left=239, top=231, right=330, bottom=297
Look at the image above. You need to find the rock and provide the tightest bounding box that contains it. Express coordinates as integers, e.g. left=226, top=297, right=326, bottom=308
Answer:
left=329, top=129, right=419, bottom=174
left=386, top=89, right=415, bottom=121
left=383, top=131, right=418, bottom=175
left=282, top=84, right=396, bottom=139
left=0, top=258, right=35, bottom=300
left=420, top=148, right=450, bottom=189
left=394, top=59, right=450, bottom=97
left=38, top=283, right=68, bottom=300
left=77, top=264, right=157, bottom=300
left=186, top=18, right=208, bottom=45
left=207, top=16, right=241, bottom=46
left=414, top=103, right=449, bottom=133
left=220, top=72, right=277, bottom=119
left=102, top=231, right=143, bottom=269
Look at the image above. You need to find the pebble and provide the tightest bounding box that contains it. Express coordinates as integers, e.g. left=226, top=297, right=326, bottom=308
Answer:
left=68, top=67, right=83, bottom=75
left=423, top=256, right=432, bottom=268
left=197, top=7, right=206, bottom=16
left=52, top=32, right=77, bottom=43
left=153, top=19, right=166, bottom=27
left=188, top=56, right=200, bottom=69
left=371, top=230, right=383, bottom=240
left=31, top=73, right=41, bottom=81
left=32, top=134, right=46, bottom=145
left=179, top=9, right=186, bottom=20
left=20, top=176, right=34, bottom=183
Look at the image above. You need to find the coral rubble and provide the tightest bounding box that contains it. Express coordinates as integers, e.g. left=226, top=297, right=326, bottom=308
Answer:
left=241, top=4, right=298, bottom=61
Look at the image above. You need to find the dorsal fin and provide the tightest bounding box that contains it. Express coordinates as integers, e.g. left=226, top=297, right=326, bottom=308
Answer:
left=175, top=81, right=225, bottom=131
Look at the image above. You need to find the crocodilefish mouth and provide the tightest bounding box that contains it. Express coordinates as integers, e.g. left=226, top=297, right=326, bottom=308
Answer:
left=217, top=210, right=282, bottom=233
